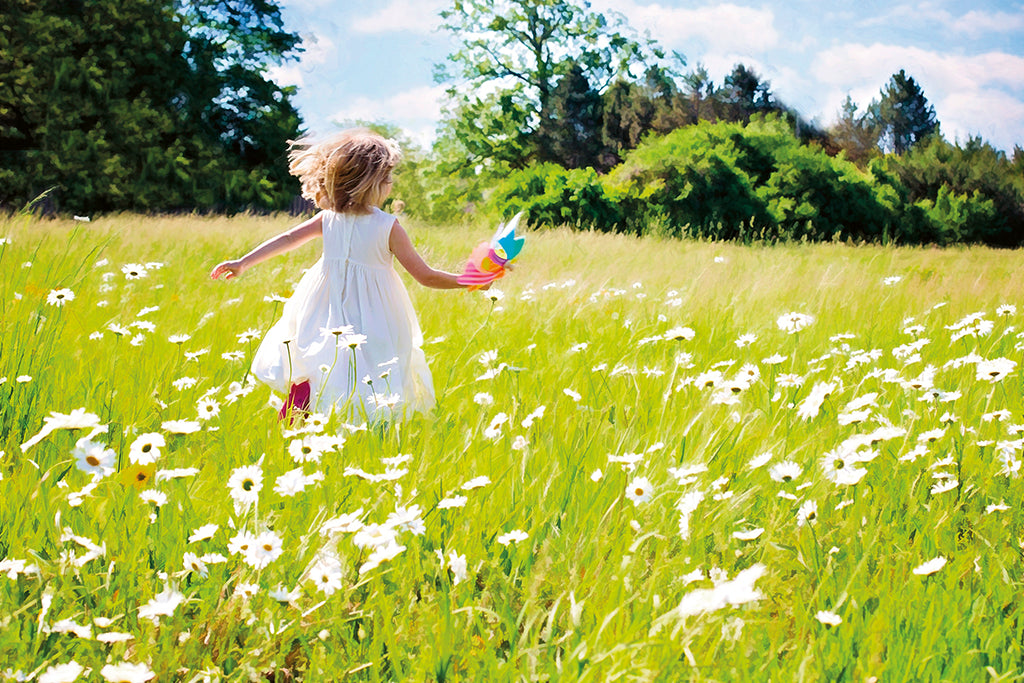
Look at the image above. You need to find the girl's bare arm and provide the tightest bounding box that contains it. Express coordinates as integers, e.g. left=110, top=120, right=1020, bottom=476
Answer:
left=388, top=220, right=467, bottom=290
left=211, top=213, right=324, bottom=280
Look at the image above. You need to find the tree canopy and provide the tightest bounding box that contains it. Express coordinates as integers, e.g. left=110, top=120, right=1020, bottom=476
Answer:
left=0, top=0, right=302, bottom=213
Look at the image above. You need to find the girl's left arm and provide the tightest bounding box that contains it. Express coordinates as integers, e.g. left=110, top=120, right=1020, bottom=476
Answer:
left=211, top=212, right=324, bottom=280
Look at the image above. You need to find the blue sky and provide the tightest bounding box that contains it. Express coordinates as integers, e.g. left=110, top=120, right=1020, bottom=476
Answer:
left=270, top=0, right=1024, bottom=153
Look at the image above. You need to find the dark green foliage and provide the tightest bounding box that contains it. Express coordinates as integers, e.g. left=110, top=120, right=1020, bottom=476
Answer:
left=873, top=69, right=938, bottom=155
left=484, top=116, right=1024, bottom=247
left=487, top=163, right=624, bottom=230
left=0, top=0, right=302, bottom=214
left=871, top=136, right=1024, bottom=245
left=538, top=63, right=605, bottom=170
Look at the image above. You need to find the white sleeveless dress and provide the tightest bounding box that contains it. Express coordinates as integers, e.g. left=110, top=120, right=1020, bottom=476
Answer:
left=251, top=208, right=435, bottom=419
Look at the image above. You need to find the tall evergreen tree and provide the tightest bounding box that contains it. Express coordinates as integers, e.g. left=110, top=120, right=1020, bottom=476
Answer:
left=874, top=69, right=938, bottom=155
left=721, top=64, right=775, bottom=122
left=539, top=63, right=604, bottom=169
left=827, top=95, right=880, bottom=164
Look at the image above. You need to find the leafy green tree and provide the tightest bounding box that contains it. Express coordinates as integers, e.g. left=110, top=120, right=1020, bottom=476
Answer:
left=436, top=0, right=657, bottom=169
left=873, top=69, right=938, bottom=155
left=0, top=0, right=302, bottom=213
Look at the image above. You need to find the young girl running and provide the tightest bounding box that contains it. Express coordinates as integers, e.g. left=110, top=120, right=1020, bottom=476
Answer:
left=210, top=129, right=472, bottom=420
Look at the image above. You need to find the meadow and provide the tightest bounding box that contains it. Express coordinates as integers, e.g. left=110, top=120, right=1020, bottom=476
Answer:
left=1, top=212, right=1023, bottom=682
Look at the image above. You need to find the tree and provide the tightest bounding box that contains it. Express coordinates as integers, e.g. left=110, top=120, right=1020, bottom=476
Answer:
left=682, top=63, right=717, bottom=123
left=826, top=95, right=880, bottom=165
left=539, top=63, right=605, bottom=169
left=0, top=0, right=302, bottom=213
left=436, top=0, right=658, bottom=169
left=720, top=64, right=776, bottom=123
left=874, top=69, right=938, bottom=155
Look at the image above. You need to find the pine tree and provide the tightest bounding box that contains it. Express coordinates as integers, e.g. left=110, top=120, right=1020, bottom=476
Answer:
left=539, top=63, right=605, bottom=169
left=875, top=69, right=938, bottom=155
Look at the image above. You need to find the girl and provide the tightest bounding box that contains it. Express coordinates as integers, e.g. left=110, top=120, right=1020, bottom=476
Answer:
left=210, top=128, right=472, bottom=421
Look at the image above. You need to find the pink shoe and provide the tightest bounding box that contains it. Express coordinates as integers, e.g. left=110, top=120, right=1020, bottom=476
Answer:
left=279, top=380, right=311, bottom=420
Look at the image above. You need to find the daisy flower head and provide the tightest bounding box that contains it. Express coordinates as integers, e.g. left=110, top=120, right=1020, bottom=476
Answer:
left=308, top=555, right=344, bottom=596
left=244, top=531, right=284, bottom=569
left=38, top=661, right=86, bottom=683
left=815, top=610, right=842, bottom=626
left=975, top=357, right=1016, bottom=382
left=121, top=263, right=148, bottom=280
left=99, top=661, right=155, bottom=682
left=497, top=529, right=529, bottom=546
left=664, top=326, right=696, bottom=341
left=46, top=288, right=75, bottom=307
left=796, top=499, right=819, bottom=527
left=912, top=556, right=947, bottom=576
left=226, top=464, right=263, bottom=507
left=128, top=433, right=165, bottom=465
left=137, top=585, right=184, bottom=623
left=768, top=460, right=802, bottom=483
left=777, top=312, right=815, bottom=334
left=625, top=476, right=654, bottom=505
left=73, top=438, right=116, bottom=478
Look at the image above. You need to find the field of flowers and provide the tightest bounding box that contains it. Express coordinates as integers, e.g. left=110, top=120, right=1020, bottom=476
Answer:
left=1, top=212, right=1023, bottom=682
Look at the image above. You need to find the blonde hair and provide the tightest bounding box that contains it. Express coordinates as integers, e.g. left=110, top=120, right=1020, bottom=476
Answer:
left=288, top=129, right=401, bottom=213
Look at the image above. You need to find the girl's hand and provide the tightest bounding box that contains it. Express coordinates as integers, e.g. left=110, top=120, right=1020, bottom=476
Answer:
left=210, top=260, right=245, bottom=280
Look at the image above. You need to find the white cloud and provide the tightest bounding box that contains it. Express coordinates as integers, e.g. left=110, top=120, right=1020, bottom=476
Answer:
left=943, top=8, right=1024, bottom=36
left=328, top=84, right=448, bottom=146
left=812, top=43, right=1024, bottom=150
left=350, top=0, right=446, bottom=35
left=940, top=89, right=1024, bottom=151
left=591, top=1, right=778, bottom=54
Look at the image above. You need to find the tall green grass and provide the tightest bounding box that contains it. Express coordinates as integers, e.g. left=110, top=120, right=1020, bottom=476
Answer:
left=1, top=213, right=1023, bottom=681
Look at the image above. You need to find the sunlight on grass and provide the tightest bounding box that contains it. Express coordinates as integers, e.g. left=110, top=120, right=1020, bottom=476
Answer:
left=1, top=213, right=1022, bottom=681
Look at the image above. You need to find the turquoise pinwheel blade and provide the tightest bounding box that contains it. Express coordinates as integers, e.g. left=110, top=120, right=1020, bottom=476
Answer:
left=492, top=211, right=526, bottom=261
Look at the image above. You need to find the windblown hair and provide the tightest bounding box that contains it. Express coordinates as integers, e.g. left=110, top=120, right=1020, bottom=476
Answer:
left=288, top=129, right=401, bottom=213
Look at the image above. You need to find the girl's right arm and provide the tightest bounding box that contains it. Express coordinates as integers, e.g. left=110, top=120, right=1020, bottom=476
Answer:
left=210, top=212, right=324, bottom=280
left=389, top=219, right=467, bottom=290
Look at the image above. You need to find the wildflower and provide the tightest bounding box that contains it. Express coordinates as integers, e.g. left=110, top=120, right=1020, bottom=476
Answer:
left=236, top=328, right=261, bottom=343
left=797, top=381, right=837, bottom=420
left=461, top=475, right=491, bottom=491
left=796, top=500, right=818, bottom=527
left=734, top=333, right=757, bottom=348
left=975, top=357, right=1016, bottom=382
left=777, top=312, right=814, bottom=334
left=98, top=661, right=156, bottom=683
left=733, top=528, right=764, bottom=541
left=244, top=531, right=283, bottom=569
left=182, top=552, right=208, bottom=578
left=95, top=632, right=134, bottom=643
left=437, top=494, right=468, bottom=509
left=820, top=448, right=868, bottom=486
left=664, top=326, right=696, bottom=341
left=288, top=436, right=324, bottom=463
left=912, top=556, right=947, bottom=576
left=46, top=288, right=75, bottom=306
left=625, top=476, right=654, bottom=505
left=675, top=564, right=766, bottom=617
left=769, top=461, right=802, bottom=483
left=138, top=585, right=185, bottom=623
left=563, top=388, right=582, bottom=401
left=497, top=529, right=529, bottom=546
left=226, top=464, right=263, bottom=507
left=227, top=529, right=257, bottom=557
left=997, top=304, right=1016, bottom=316
left=188, top=524, right=218, bottom=543
left=473, top=392, right=494, bottom=406
left=815, top=610, right=842, bottom=626
left=129, top=433, right=165, bottom=465
left=73, top=438, right=116, bottom=478
left=274, top=468, right=311, bottom=497
left=342, top=333, right=368, bottom=349
left=38, top=662, right=86, bottom=683
left=590, top=469, right=603, bottom=481
left=121, top=263, right=148, bottom=279
left=160, top=419, right=201, bottom=434
left=930, top=478, right=959, bottom=495
left=511, top=435, right=528, bottom=450
left=308, top=555, right=344, bottom=596
left=138, top=490, right=167, bottom=507
left=358, top=541, right=406, bottom=574
left=446, top=550, right=469, bottom=585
